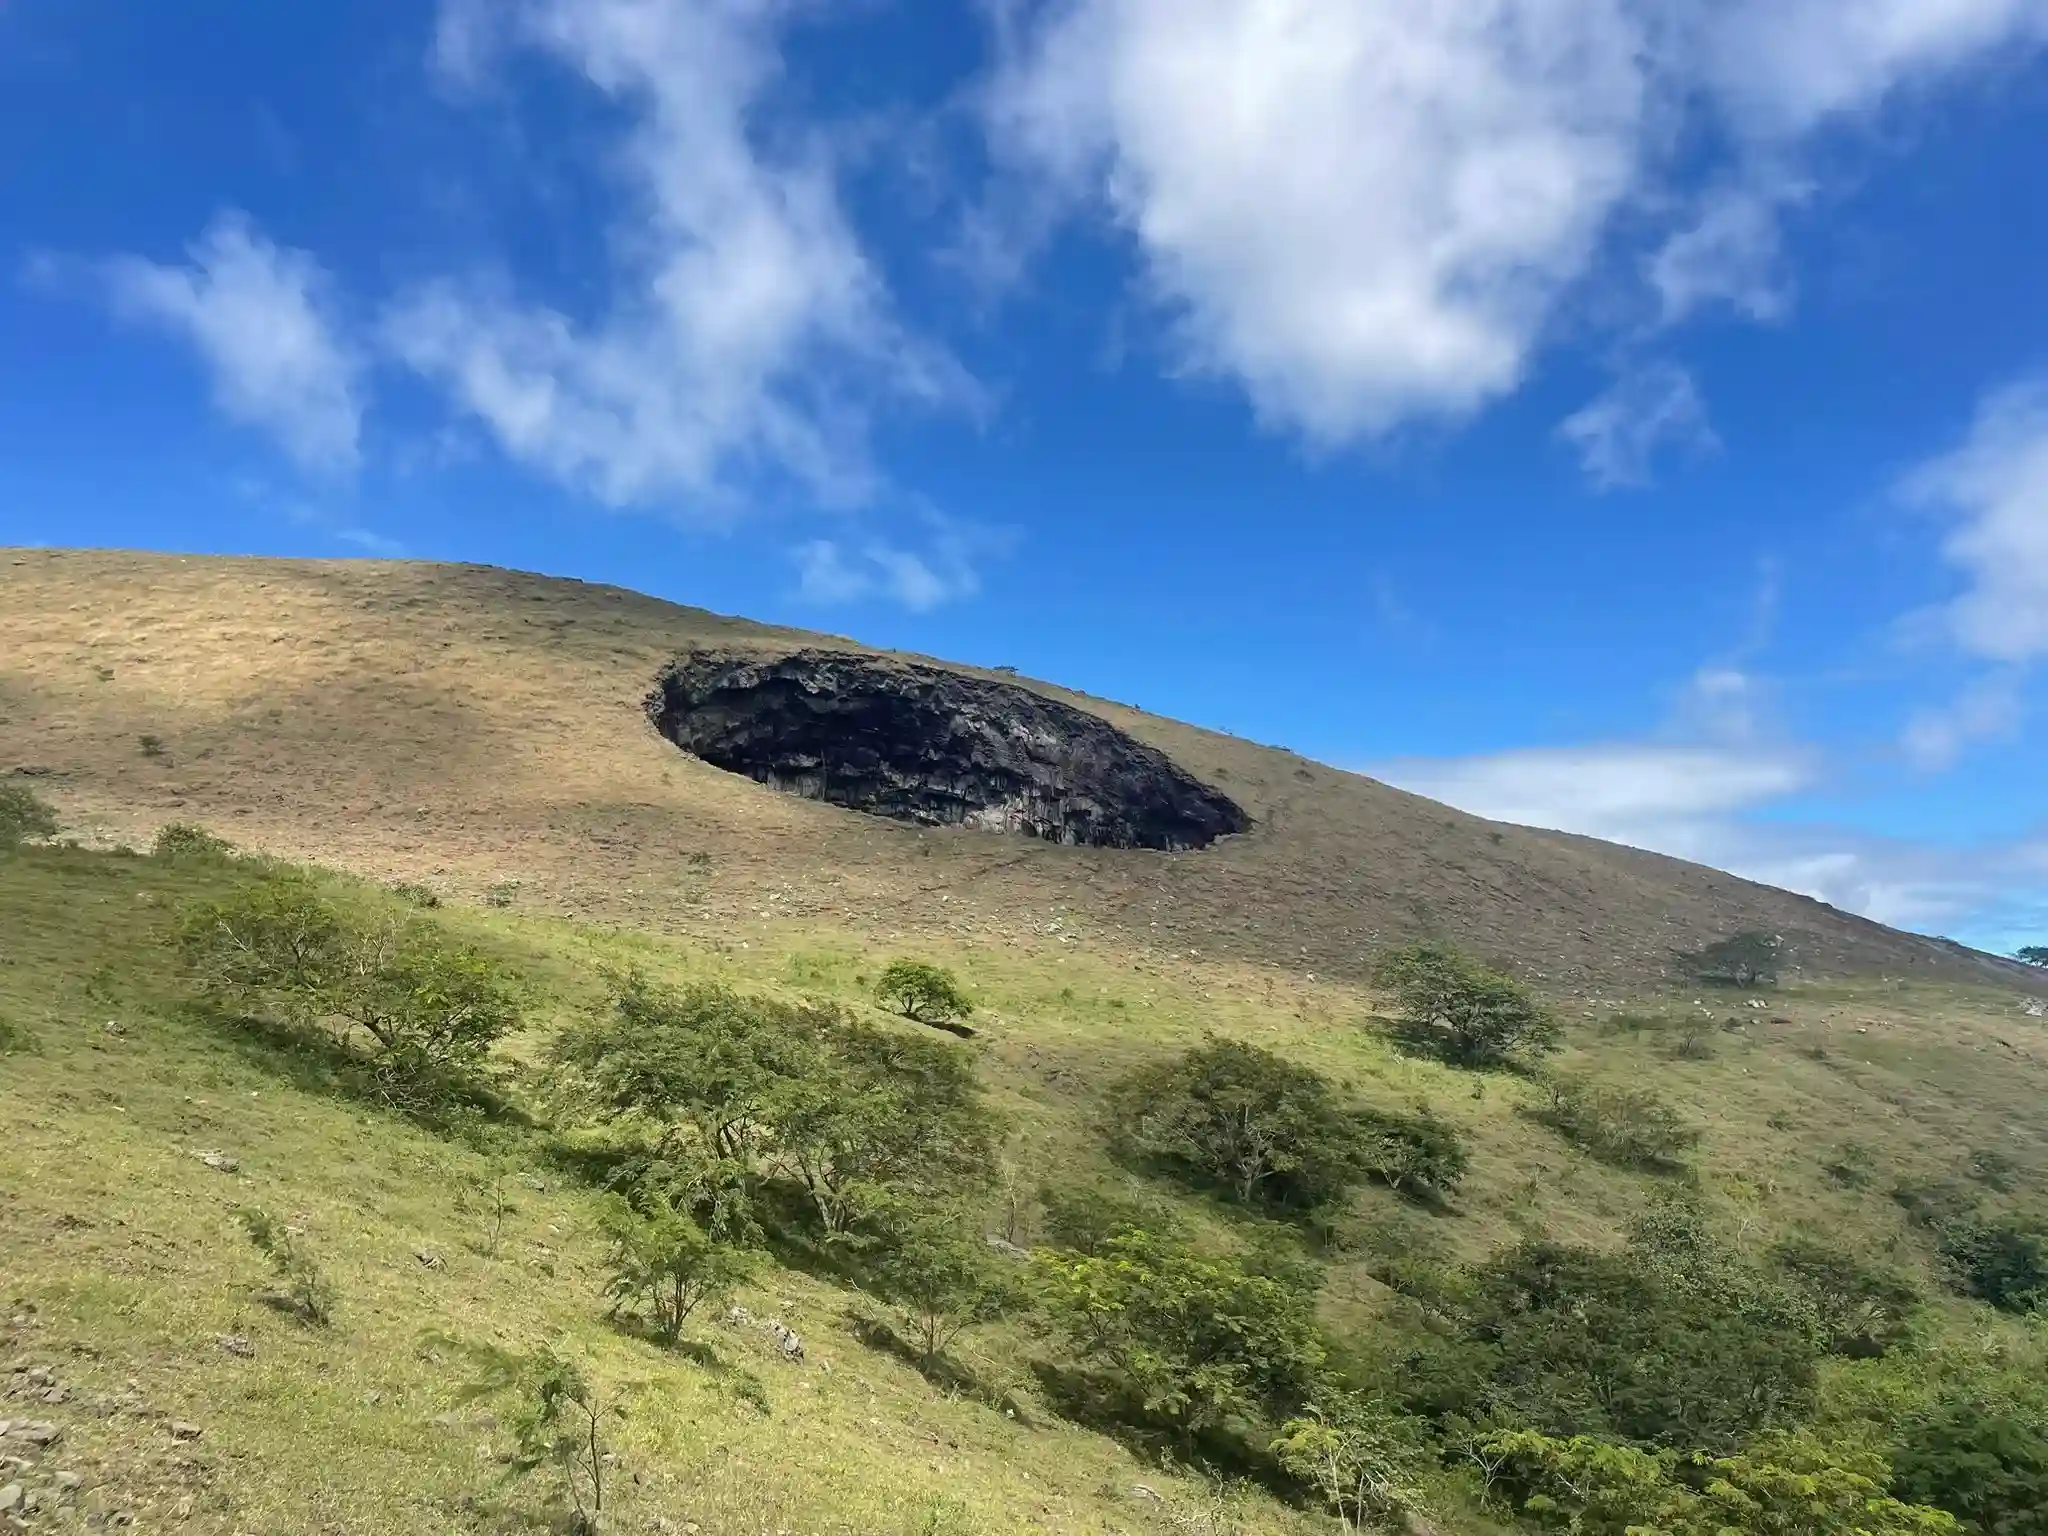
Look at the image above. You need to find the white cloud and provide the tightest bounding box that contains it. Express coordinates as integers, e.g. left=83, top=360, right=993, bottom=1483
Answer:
left=1901, top=671, right=2026, bottom=770
left=392, top=0, right=973, bottom=509
left=1904, top=374, right=2048, bottom=663
left=984, top=0, right=2048, bottom=446
left=1559, top=360, right=1717, bottom=488
left=1370, top=739, right=2043, bottom=934
left=100, top=212, right=362, bottom=472
left=1374, top=742, right=1813, bottom=847
left=793, top=533, right=983, bottom=612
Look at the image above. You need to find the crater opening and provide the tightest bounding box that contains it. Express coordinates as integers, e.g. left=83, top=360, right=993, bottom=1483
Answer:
left=649, top=650, right=1248, bottom=851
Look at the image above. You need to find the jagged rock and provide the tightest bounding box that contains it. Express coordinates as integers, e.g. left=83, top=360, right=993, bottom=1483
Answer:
left=168, top=1421, right=202, bottom=1442
left=649, top=650, right=1247, bottom=852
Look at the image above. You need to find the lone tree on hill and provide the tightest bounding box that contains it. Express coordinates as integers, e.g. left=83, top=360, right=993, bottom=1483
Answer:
left=1677, top=930, right=1783, bottom=988
left=0, top=784, right=58, bottom=850
left=875, top=959, right=974, bottom=1032
left=2015, top=945, right=2048, bottom=968
left=1372, top=943, right=1559, bottom=1070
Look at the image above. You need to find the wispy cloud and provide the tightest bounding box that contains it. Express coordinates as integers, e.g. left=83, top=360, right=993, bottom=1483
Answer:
left=1559, top=361, right=1718, bottom=489
left=981, top=0, right=2048, bottom=448
left=96, top=211, right=363, bottom=472
left=791, top=511, right=1005, bottom=612
left=390, top=0, right=976, bottom=510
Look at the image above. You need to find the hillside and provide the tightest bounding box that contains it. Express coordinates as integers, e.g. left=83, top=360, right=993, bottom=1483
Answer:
left=0, top=547, right=2033, bottom=997
left=4, top=549, right=2048, bottom=1533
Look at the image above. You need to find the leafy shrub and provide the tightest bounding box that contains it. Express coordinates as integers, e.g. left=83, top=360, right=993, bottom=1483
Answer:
left=0, top=783, right=59, bottom=850
left=1420, top=1238, right=1820, bottom=1452
left=1770, top=1234, right=1921, bottom=1357
left=597, top=1195, right=750, bottom=1343
left=2014, top=945, right=2048, bottom=967
left=390, top=881, right=442, bottom=909
left=869, top=1206, right=1013, bottom=1365
left=1037, top=1179, right=1179, bottom=1256
left=1938, top=1216, right=2048, bottom=1315
left=1675, top=930, right=1783, bottom=988
left=1373, top=943, right=1559, bottom=1069
left=1353, top=1105, right=1469, bottom=1203
left=1107, top=1037, right=1366, bottom=1210
left=1891, top=1177, right=1981, bottom=1232
left=235, top=1205, right=338, bottom=1325
left=179, top=874, right=521, bottom=1107
left=1530, top=1073, right=1700, bottom=1171
left=1486, top=1428, right=1961, bottom=1535
left=153, top=821, right=234, bottom=861
left=1109, top=1038, right=1469, bottom=1214
left=1271, top=1390, right=1430, bottom=1533
left=874, top=959, right=973, bottom=1031
left=1893, top=1394, right=2048, bottom=1536
left=552, top=974, right=997, bottom=1242
left=1034, top=1225, right=1324, bottom=1442
left=439, top=1339, right=623, bottom=1534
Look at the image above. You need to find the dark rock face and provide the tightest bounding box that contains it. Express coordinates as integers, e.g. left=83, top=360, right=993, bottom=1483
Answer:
left=649, top=651, right=1248, bottom=851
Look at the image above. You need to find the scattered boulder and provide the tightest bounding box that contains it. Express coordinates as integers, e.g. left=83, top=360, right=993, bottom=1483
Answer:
left=215, top=1335, right=254, bottom=1359
left=168, top=1421, right=202, bottom=1442
left=192, top=1150, right=239, bottom=1174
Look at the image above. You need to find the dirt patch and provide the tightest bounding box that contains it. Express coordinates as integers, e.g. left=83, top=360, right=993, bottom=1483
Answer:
left=648, top=650, right=1249, bottom=852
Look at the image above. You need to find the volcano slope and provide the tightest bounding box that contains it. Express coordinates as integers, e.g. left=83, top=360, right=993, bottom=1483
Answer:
left=4, top=546, right=2048, bottom=1535
left=0, top=546, right=2031, bottom=996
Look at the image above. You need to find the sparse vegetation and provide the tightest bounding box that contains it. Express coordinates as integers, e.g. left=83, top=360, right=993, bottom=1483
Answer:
left=235, top=1205, right=338, bottom=1325
left=1529, top=1072, right=1701, bottom=1171
left=1373, top=942, right=1559, bottom=1069
left=439, top=1339, right=624, bottom=1534
left=0, top=782, right=58, bottom=849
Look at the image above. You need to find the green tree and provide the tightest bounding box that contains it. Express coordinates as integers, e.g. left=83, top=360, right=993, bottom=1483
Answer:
left=179, top=875, right=522, bottom=1105
left=1939, top=1216, right=2048, bottom=1315
left=596, top=1195, right=750, bottom=1344
left=1487, top=1428, right=1961, bottom=1535
left=1434, top=1238, right=1818, bottom=1452
left=153, top=821, right=234, bottom=861
left=1893, top=1395, right=2048, bottom=1536
left=0, top=783, right=58, bottom=850
left=1034, top=1226, right=1324, bottom=1442
left=1271, top=1391, right=1431, bottom=1533
left=870, top=1207, right=1012, bottom=1365
left=1355, top=1105, right=1470, bottom=1203
left=1770, top=1234, right=1921, bottom=1358
left=550, top=975, right=805, bottom=1169
left=1107, top=1037, right=1369, bottom=1210
left=875, top=959, right=974, bottom=1030
left=1677, top=930, right=1783, bottom=988
left=438, top=1339, right=624, bottom=1535
left=2012, top=946, right=2048, bottom=967
left=768, top=1016, right=997, bottom=1236
left=1373, top=943, right=1559, bottom=1069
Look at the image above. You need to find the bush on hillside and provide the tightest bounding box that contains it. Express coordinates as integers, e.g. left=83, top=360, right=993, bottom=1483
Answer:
left=2012, top=945, right=2048, bottom=967
left=1938, top=1215, right=2048, bottom=1315
left=551, top=973, right=998, bottom=1244
left=868, top=1205, right=1013, bottom=1366
left=1354, top=1105, right=1470, bottom=1204
left=1530, top=1073, right=1701, bottom=1172
left=1410, top=1237, right=1820, bottom=1452
left=1271, top=1390, right=1431, bottom=1533
left=874, top=959, right=974, bottom=1032
left=153, top=821, right=234, bottom=861
left=0, top=783, right=58, bottom=850
left=1676, top=930, right=1783, bottom=988
left=1034, top=1225, right=1324, bottom=1444
left=1373, top=942, right=1558, bottom=1069
left=596, top=1194, right=751, bottom=1344
left=1485, top=1428, right=1961, bottom=1535
left=178, top=873, right=521, bottom=1108
left=439, top=1339, right=623, bottom=1535
left=1893, top=1394, right=2048, bottom=1536
left=1770, top=1234, right=1922, bottom=1358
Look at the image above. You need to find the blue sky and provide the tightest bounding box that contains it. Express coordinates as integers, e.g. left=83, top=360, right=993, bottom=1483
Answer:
left=4, top=1, right=2047, bottom=952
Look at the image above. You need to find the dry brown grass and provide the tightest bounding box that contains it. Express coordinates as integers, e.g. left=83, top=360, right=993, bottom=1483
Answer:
left=2, top=545, right=2037, bottom=1006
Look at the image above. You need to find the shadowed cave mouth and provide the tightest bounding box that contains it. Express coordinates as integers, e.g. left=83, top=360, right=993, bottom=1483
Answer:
left=648, top=650, right=1249, bottom=851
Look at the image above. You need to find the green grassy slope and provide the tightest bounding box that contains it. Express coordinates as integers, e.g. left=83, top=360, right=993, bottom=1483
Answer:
left=4, top=838, right=2045, bottom=1533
